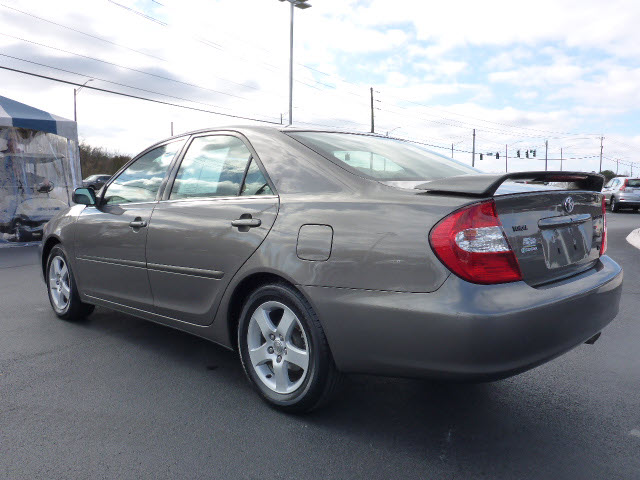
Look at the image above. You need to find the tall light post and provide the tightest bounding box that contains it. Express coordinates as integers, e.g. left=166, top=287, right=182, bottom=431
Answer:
left=74, top=79, right=94, bottom=123
left=278, top=0, right=311, bottom=126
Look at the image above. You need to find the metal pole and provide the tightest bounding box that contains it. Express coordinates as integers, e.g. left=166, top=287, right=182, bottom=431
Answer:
left=370, top=87, right=374, bottom=133
left=451, top=143, right=454, bottom=159
left=545, top=140, right=548, bottom=171
left=472, top=129, right=476, bottom=167
left=505, top=144, right=508, bottom=172
left=73, top=88, right=77, bottom=122
left=170, top=121, right=174, bottom=136
left=599, top=136, right=603, bottom=172
left=288, top=1, right=294, bottom=126
left=560, top=148, right=563, bottom=171
left=616, top=159, right=619, bottom=175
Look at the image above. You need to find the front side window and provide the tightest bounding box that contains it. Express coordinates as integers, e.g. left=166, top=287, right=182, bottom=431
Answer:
left=287, top=131, right=478, bottom=182
left=104, top=140, right=185, bottom=205
left=170, top=135, right=251, bottom=199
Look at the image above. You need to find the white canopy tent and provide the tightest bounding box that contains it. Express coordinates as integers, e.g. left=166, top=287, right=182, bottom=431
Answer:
left=0, top=96, right=81, bottom=245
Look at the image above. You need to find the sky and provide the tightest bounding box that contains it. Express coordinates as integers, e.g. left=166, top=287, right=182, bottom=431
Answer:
left=0, top=0, right=639, bottom=175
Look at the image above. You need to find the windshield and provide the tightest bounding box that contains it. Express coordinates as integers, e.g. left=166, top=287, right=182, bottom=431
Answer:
left=287, top=131, right=478, bottom=181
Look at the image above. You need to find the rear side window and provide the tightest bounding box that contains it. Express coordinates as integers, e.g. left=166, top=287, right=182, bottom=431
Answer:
left=241, top=159, right=272, bottom=196
left=627, top=179, right=640, bottom=187
left=104, top=140, right=185, bottom=205
left=170, top=135, right=252, bottom=199
left=287, top=131, right=477, bottom=181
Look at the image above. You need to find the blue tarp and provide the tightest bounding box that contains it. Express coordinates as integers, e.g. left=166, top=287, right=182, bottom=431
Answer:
left=0, top=96, right=77, bottom=141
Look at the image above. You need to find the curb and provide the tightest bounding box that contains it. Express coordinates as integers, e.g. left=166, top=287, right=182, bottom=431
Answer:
left=626, top=228, right=640, bottom=250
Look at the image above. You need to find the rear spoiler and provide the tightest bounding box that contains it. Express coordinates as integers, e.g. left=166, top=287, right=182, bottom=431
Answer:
left=415, top=171, right=604, bottom=197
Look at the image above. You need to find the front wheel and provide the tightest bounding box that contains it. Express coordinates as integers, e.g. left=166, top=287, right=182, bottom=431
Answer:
left=238, top=283, right=341, bottom=413
left=46, top=245, right=95, bottom=320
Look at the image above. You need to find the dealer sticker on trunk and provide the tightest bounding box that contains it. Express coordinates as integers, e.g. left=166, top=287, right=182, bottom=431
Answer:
left=521, top=236, right=538, bottom=253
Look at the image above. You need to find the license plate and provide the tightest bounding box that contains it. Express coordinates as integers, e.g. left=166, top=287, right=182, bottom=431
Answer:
left=541, top=225, right=589, bottom=269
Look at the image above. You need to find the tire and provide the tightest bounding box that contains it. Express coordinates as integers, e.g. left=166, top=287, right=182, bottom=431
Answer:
left=13, top=221, right=29, bottom=242
left=237, top=283, right=341, bottom=413
left=46, top=244, right=95, bottom=321
left=633, top=207, right=639, bottom=212
left=610, top=197, right=619, bottom=212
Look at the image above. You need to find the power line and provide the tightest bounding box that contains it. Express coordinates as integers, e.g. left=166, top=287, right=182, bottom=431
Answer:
left=0, top=3, right=166, bottom=62
left=0, top=53, right=258, bottom=115
left=0, top=64, right=281, bottom=124
left=380, top=90, right=601, bottom=138
left=0, top=32, right=252, bottom=101
left=0, top=5, right=287, bottom=96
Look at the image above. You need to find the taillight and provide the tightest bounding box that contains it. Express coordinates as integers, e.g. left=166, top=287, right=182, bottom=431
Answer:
left=429, top=200, right=522, bottom=284
left=619, top=179, right=628, bottom=191
left=601, top=195, right=607, bottom=256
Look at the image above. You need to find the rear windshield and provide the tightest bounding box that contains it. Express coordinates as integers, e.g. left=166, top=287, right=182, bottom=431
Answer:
left=627, top=179, right=640, bottom=187
left=287, top=131, right=477, bottom=181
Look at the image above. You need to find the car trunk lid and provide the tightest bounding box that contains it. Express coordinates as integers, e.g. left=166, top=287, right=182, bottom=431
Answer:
left=417, top=171, right=606, bottom=286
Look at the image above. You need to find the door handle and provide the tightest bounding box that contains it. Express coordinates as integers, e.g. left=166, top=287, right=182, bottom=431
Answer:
left=231, top=218, right=261, bottom=228
left=129, top=219, right=148, bottom=229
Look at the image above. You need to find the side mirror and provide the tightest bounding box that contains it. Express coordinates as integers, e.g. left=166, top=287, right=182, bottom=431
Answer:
left=73, top=187, right=97, bottom=206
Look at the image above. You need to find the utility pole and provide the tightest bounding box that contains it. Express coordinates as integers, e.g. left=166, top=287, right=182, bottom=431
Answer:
left=280, top=113, right=283, bottom=125
left=505, top=144, right=508, bottom=172
left=599, top=136, right=604, bottom=172
left=170, top=121, right=174, bottom=136
left=472, top=129, right=476, bottom=167
left=370, top=87, right=375, bottom=133
left=544, top=140, right=548, bottom=171
left=560, top=148, right=563, bottom=171
left=616, top=159, right=619, bottom=175
left=451, top=143, right=454, bottom=159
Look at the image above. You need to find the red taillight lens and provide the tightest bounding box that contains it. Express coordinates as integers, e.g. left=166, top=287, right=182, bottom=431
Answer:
left=601, top=195, right=607, bottom=256
left=429, top=200, right=522, bottom=284
left=620, top=179, right=628, bottom=191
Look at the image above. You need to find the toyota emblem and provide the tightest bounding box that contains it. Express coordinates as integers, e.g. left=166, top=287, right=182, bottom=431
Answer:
left=563, top=196, right=575, bottom=213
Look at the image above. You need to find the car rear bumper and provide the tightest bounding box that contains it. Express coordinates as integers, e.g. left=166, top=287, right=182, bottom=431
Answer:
left=302, top=255, right=623, bottom=380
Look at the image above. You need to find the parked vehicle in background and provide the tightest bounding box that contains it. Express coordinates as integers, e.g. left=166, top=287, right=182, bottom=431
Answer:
left=82, top=174, right=111, bottom=191
left=602, top=176, right=640, bottom=212
left=40, top=127, right=623, bottom=412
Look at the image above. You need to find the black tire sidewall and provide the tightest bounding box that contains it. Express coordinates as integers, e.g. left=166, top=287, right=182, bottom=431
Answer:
left=238, top=284, right=329, bottom=411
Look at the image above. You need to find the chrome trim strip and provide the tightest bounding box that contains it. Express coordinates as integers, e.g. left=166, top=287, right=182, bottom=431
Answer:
left=77, top=255, right=146, bottom=269
left=147, top=262, right=224, bottom=279
left=538, top=213, right=591, bottom=229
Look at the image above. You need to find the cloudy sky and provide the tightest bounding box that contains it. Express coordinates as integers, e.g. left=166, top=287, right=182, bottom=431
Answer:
left=1, top=0, right=639, bottom=174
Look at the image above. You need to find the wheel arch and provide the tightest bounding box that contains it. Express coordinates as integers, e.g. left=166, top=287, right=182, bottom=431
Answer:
left=226, top=271, right=311, bottom=351
left=41, top=236, right=62, bottom=277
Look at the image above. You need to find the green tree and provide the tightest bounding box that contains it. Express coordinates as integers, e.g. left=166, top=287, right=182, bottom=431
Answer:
left=79, top=142, right=131, bottom=178
left=600, top=170, right=616, bottom=182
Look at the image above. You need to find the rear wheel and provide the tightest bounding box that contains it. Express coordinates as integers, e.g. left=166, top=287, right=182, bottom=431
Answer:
left=46, top=245, right=95, bottom=320
left=238, top=283, right=341, bottom=413
left=610, top=197, right=619, bottom=212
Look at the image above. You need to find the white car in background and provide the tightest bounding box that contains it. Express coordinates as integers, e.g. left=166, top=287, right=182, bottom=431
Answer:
left=602, top=177, right=640, bottom=212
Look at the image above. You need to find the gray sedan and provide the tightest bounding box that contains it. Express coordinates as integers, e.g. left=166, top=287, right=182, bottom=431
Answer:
left=40, top=127, right=623, bottom=412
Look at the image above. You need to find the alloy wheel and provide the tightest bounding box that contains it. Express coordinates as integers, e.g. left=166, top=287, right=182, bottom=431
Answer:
left=246, top=301, right=310, bottom=394
left=48, top=255, right=71, bottom=311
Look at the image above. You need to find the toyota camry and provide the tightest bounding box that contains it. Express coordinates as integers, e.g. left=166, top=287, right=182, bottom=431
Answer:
left=40, top=127, right=623, bottom=412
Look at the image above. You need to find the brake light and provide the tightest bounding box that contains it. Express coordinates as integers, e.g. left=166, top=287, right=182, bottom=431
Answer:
left=601, top=196, right=607, bottom=256
left=619, top=179, right=628, bottom=191
left=429, top=200, right=522, bottom=284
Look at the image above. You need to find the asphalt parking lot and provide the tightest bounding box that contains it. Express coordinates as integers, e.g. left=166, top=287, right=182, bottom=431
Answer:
left=1, top=213, right=639, bottom=480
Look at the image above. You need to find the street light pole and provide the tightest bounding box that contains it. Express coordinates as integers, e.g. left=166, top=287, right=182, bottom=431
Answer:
left=279, top=0, right=311, bottom=126
left=73, top=79, right=93, bottom=123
